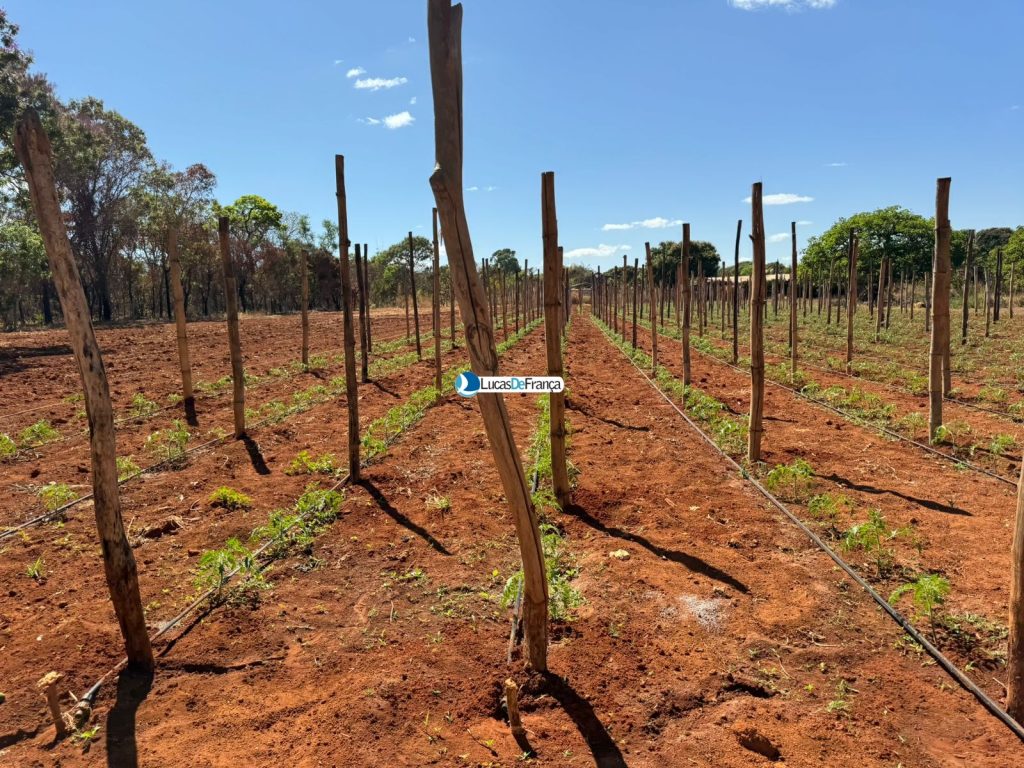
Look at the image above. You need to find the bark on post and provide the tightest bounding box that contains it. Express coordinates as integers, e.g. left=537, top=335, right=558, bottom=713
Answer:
left=632, top=257, right=638, bottom=350
left=622, top=254, right=628, bottom=340
left=300, top=247, right=310, bottom=367
left=929, top=178, right=952, bottom=440
left=335, top=156, right=360, bottom=481
left=428, top=0, right=548, bottom=671
left=355, top=244, right=369, bottom=382
left=846, top=231, right=858, bottom=374
left=995, top=248, right=1004, bottom=323
left=408, top=232, right=423, bottom=359
left=432, top=207, right=443, bottom=392
left=647, top=242, right=657, bottom=376
left=961, top=231, right=973, bottom=344
left=167, top=227, right=194, bottom=407
left=542, top=173, right=571, bottom=507
left=14, top=111, right=154, bottom=670
left=363, top=244, right=373, bottom=352
left=681, top=224, right=692, bottom=386
left=1009, top=454, right=1024, bottom=722
left=218, top=217, right=246, bottom=439
left=748, top=183, right=766, bottom=463
left=733, top=219, right=741, bottom=364
left=790, top=221, right=798, bottom=376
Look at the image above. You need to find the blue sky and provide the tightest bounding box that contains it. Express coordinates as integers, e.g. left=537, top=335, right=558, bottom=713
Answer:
left=6, top=0, right=1022, bottom=270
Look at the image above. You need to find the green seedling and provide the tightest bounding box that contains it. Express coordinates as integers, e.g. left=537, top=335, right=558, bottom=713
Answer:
left=37, top=481, right=77, bottom=511
left=501, top=523, right=582, bottom=621
left=842, top=509, right=907, bottom=576
left=208, top=487, right=253, bottom=510
left=0, top=432, right=16, bottom=459
left=145, top=419, right=190, bottom=464
left=26, top=556, right=45, bottom=581
left=286, top=450, right=337, bottom=476
left=18, top=420, right=60, bottom=448
left=764, top=459, right=815, bottom=501
left=116, top=456, right=141, bottom=481
left=128, top=393, right=159, bottom=419
left=890, top=573, right=950, bottom=624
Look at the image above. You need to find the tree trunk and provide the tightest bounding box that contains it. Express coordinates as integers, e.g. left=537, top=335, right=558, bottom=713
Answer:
left=14, top=110, right=153, bottom=670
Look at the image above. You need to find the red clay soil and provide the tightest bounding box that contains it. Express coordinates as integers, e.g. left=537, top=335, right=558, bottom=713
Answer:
left=631, top=319, right=1017, bottom=705
left=2, top=315, right=1018, bottom=766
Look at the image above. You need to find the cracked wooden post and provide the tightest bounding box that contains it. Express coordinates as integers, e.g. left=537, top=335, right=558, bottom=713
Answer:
left=428, top=0, right=548, bottom=671
left=300, top=247, right=310, bottom=367
left=647, top=241, right=657, bottom=375
left=505, top=678, right=525, bottom=739
left=790, top=221, right=798, bottom=376
left=748, top=182, right=766, bottom=464
left=681, top=223, right=692, bottom=386
left=167, top=227, right=194, bottom=409
left=15, top=111, right=154, bottom=671
left=733, top=219, right=741, bottom=364
left=355, top=243, right=369, bottom=382
left=336, top=156, right=360, bottom=481
left=218, top=216, right=246, bottom=438
left=432, top=207, right=443, bottom=392
left=542, top=172, right=571, bottom=508
left=929, top=177, right=952, bottom=440
left=846, top=230, right=858, bottom=374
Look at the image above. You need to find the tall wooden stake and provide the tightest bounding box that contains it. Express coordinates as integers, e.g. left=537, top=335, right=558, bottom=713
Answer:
left=681, top=224, right=692, bottom=386
left=542, top=173, right=570, bottom=507
left=429, top=0, right=548, bottom=671
left=408, top=231, right=423, bottom=359
left=961, top=231, right=974, bottom=344
left=790, top=221, right=798, bottom=376
left=218, top=216, right=246, bottom=439
left=355, top=244, right=369, bottom=382
left=167, top=227, right=194, bottom=408
left=300, top=247, right=310, bottom=367
left=336, top=156, right=360, bottom=481
left=846, top=230, right=858, bottom=374
left=1009, top=454, right=1024, bottom=721
left=748, top=183, right=766, bottom=463
left=363, top=244, right=373, bottom=353
left=632, top=257, right=638, bottom=350
left=432, top=208, right=443, bottom=392
left=733, top=219, right=741, bottom=364
left=929, top=178, right=952, bottom=440
left=15, top=111, right=154, bottom=670
left=647, top=241, right=657, bottom=375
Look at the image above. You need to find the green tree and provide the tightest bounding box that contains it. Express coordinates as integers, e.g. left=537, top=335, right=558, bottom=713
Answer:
left=490, top=248, right=520, bottom=274
left=214, top=194, right=283, bottom=312
left=0, top=220, right=47, bottom=328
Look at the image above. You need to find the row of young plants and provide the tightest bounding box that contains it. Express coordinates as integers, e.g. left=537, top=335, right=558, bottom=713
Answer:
left=597, top=315, right=1007, bottom=672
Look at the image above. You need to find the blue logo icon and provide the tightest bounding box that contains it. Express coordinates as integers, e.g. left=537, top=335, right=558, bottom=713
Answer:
left=455, top=370, right=480, bottom=397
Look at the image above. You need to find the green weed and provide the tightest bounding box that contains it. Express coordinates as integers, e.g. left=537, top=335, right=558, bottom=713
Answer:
left=208, top=486, right=253, bottom=510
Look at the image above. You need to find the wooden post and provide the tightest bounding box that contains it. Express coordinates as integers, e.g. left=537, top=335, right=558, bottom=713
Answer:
left=647, top=242, right=657, bottom=375
left=790, top=221, right=798, bottom=376
left=541, top=173, right=571, bottom=507
left=961, top=231, right=973, bottom=344
left=846, top=231, right=858, bottom=374
left=218, top=217, right=246, bottom=439
left=1009, top=455, right=1024, bottom=722
left=300, top=247, right=310, bottom=367
left=929, top=178, right=952, bottom=440
left=432, top=208, right=443, bottom=392
left=632, top=257, right=638, bottom=350
left=408, top=232, right=423, bottom=359
left=451, top=243, right=458, bottom=347
left=995, top=248, right=1005, bottom=323
left=748, top=182, right=766, bottom=463
left=404, top=280, right=411, bottom=341
left=335, top=156, right=360, bottom=481
left=14, top=111, right=154, bottom=670
left=681, top=224, right=692, bottom=386
left=985, top=267, right=992, bottom=338
left=428, top=0, right=548, bottom=671
left=167, top=227, right=194, bottom=408
left=874, top=256, right=885, bottom=342
left=622, top=254, right=628, bottom=340
left=501, top=268, right=509, bottom=341
left=355, top=244, right=369, bottom=382
left=363, top=244, right=373, bottom=353
left=733, top=219, right=741, bottom=364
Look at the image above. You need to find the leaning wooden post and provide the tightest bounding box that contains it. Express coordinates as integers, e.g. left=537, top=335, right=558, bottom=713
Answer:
left=167, top=227, right=194, bottom=408
left=961, top=231, right=974, bottom=344
left=408, top=231, right=423, bottom=359
left=542, top=173, right=571, bottom=507
left=647, top=242, right=657, bottom=376
left=218, top=216, right=246, bottom=439
left=1009, top=455, right=1024, bottom=722
left=14, top=111, right=154, bottom=670
left=748, top=182, right=766, bottom=464
left=929, top=178, right=952, bottom=440
left=335, top=156, right=360, bottom=481
left=428, top=0, right=548, bottom=671
left=846, top=230, right=858, bottom=374
left=733, top=219, right=741, bottom=364
left=790, top=221, right=798, bottom=376
left=299, top=247, right=310, bottom=367
left=354, top=244, right=369, bottom=383
left=432, top=207, right=443, bottom=392
left=681, top=224, right=692, bottom=386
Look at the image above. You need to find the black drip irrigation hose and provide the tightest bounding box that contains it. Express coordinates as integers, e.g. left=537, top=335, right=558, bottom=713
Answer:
left=601, top=321, right=1024, bottom=743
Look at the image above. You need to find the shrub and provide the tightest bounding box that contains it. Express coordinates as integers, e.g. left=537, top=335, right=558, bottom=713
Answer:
left=208, top=486, right=253, bottom=510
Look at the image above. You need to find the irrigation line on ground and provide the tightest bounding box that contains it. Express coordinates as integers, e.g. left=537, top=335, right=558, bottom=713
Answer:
left=600, top=317, right=1024, bottom=743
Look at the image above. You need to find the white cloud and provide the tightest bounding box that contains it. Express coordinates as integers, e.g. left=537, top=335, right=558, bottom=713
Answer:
left=768, top=232, right=792, bottom=243
left=796, top=220, right=812, bottom=226
left=466, top=186, right=480, bottom=192
left=383, top=111, right=415, bottom=129
left=485, top=185, right=498, bottom=192
left=730, top=0, right=836, bottom=10
left=564, top=244, right=632, bottom=260
left=333, top=59, right=345, bottom=66
left=409, top=96, right=418, bottom=105
left=742, top=192, right=814, bottom=205
left=358, top=117, right=381, bottom=126
left=602, top=216, right=683, bottom=231
left=346, top=67, right=366, bottom=78
left=408, top=36, right=416, bottom=43
left=355, top=76, right=408, bottom=91
left=825, top=161, right=848, bottom=167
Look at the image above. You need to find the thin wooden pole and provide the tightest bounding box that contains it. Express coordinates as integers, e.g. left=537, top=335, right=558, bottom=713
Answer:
left=748, top=182, right=766, bottom=463
left=733, top=219, right=741, bottom=364
left=300, top=247, right=310, bottom=367
left=167, top=227, right=194, bottom=408
left=961, top=231, right=973, bottom=344
left=929, top=178, right=952, bottom=440
left=404, top=280, right=411, bottom=341
left=985, top=268, right=992, bottom=338
left=355, top=244, right=369, bottom=382
left=335, top=155, right=360, bottom=481
left=681, top=223, right=692, bottom=386
left=1009, top=453, right=1024, bottom=721
left=408, top=232, right=423, bottom=359
left=995, top=248, right=1005, bottom=323
left=647, top=242, right=657, bottom=376
left=15, top=111, right=154, bottom=670
left=846, top=231, right=858, bottom=373
left=363, top=244, right=373, bottom=353
left=542, top=173, right=570, bottom=506
left=428, top=0, right=548, bottom=671
left=632, top=257, right=638, bottom=350
left=432, top=208, right=443, bottom=392
left=622, top=254, right=628, bottom=340
left=218, top=217, right=246, bottom=439
left=790, top=221, right=798, bottom=376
